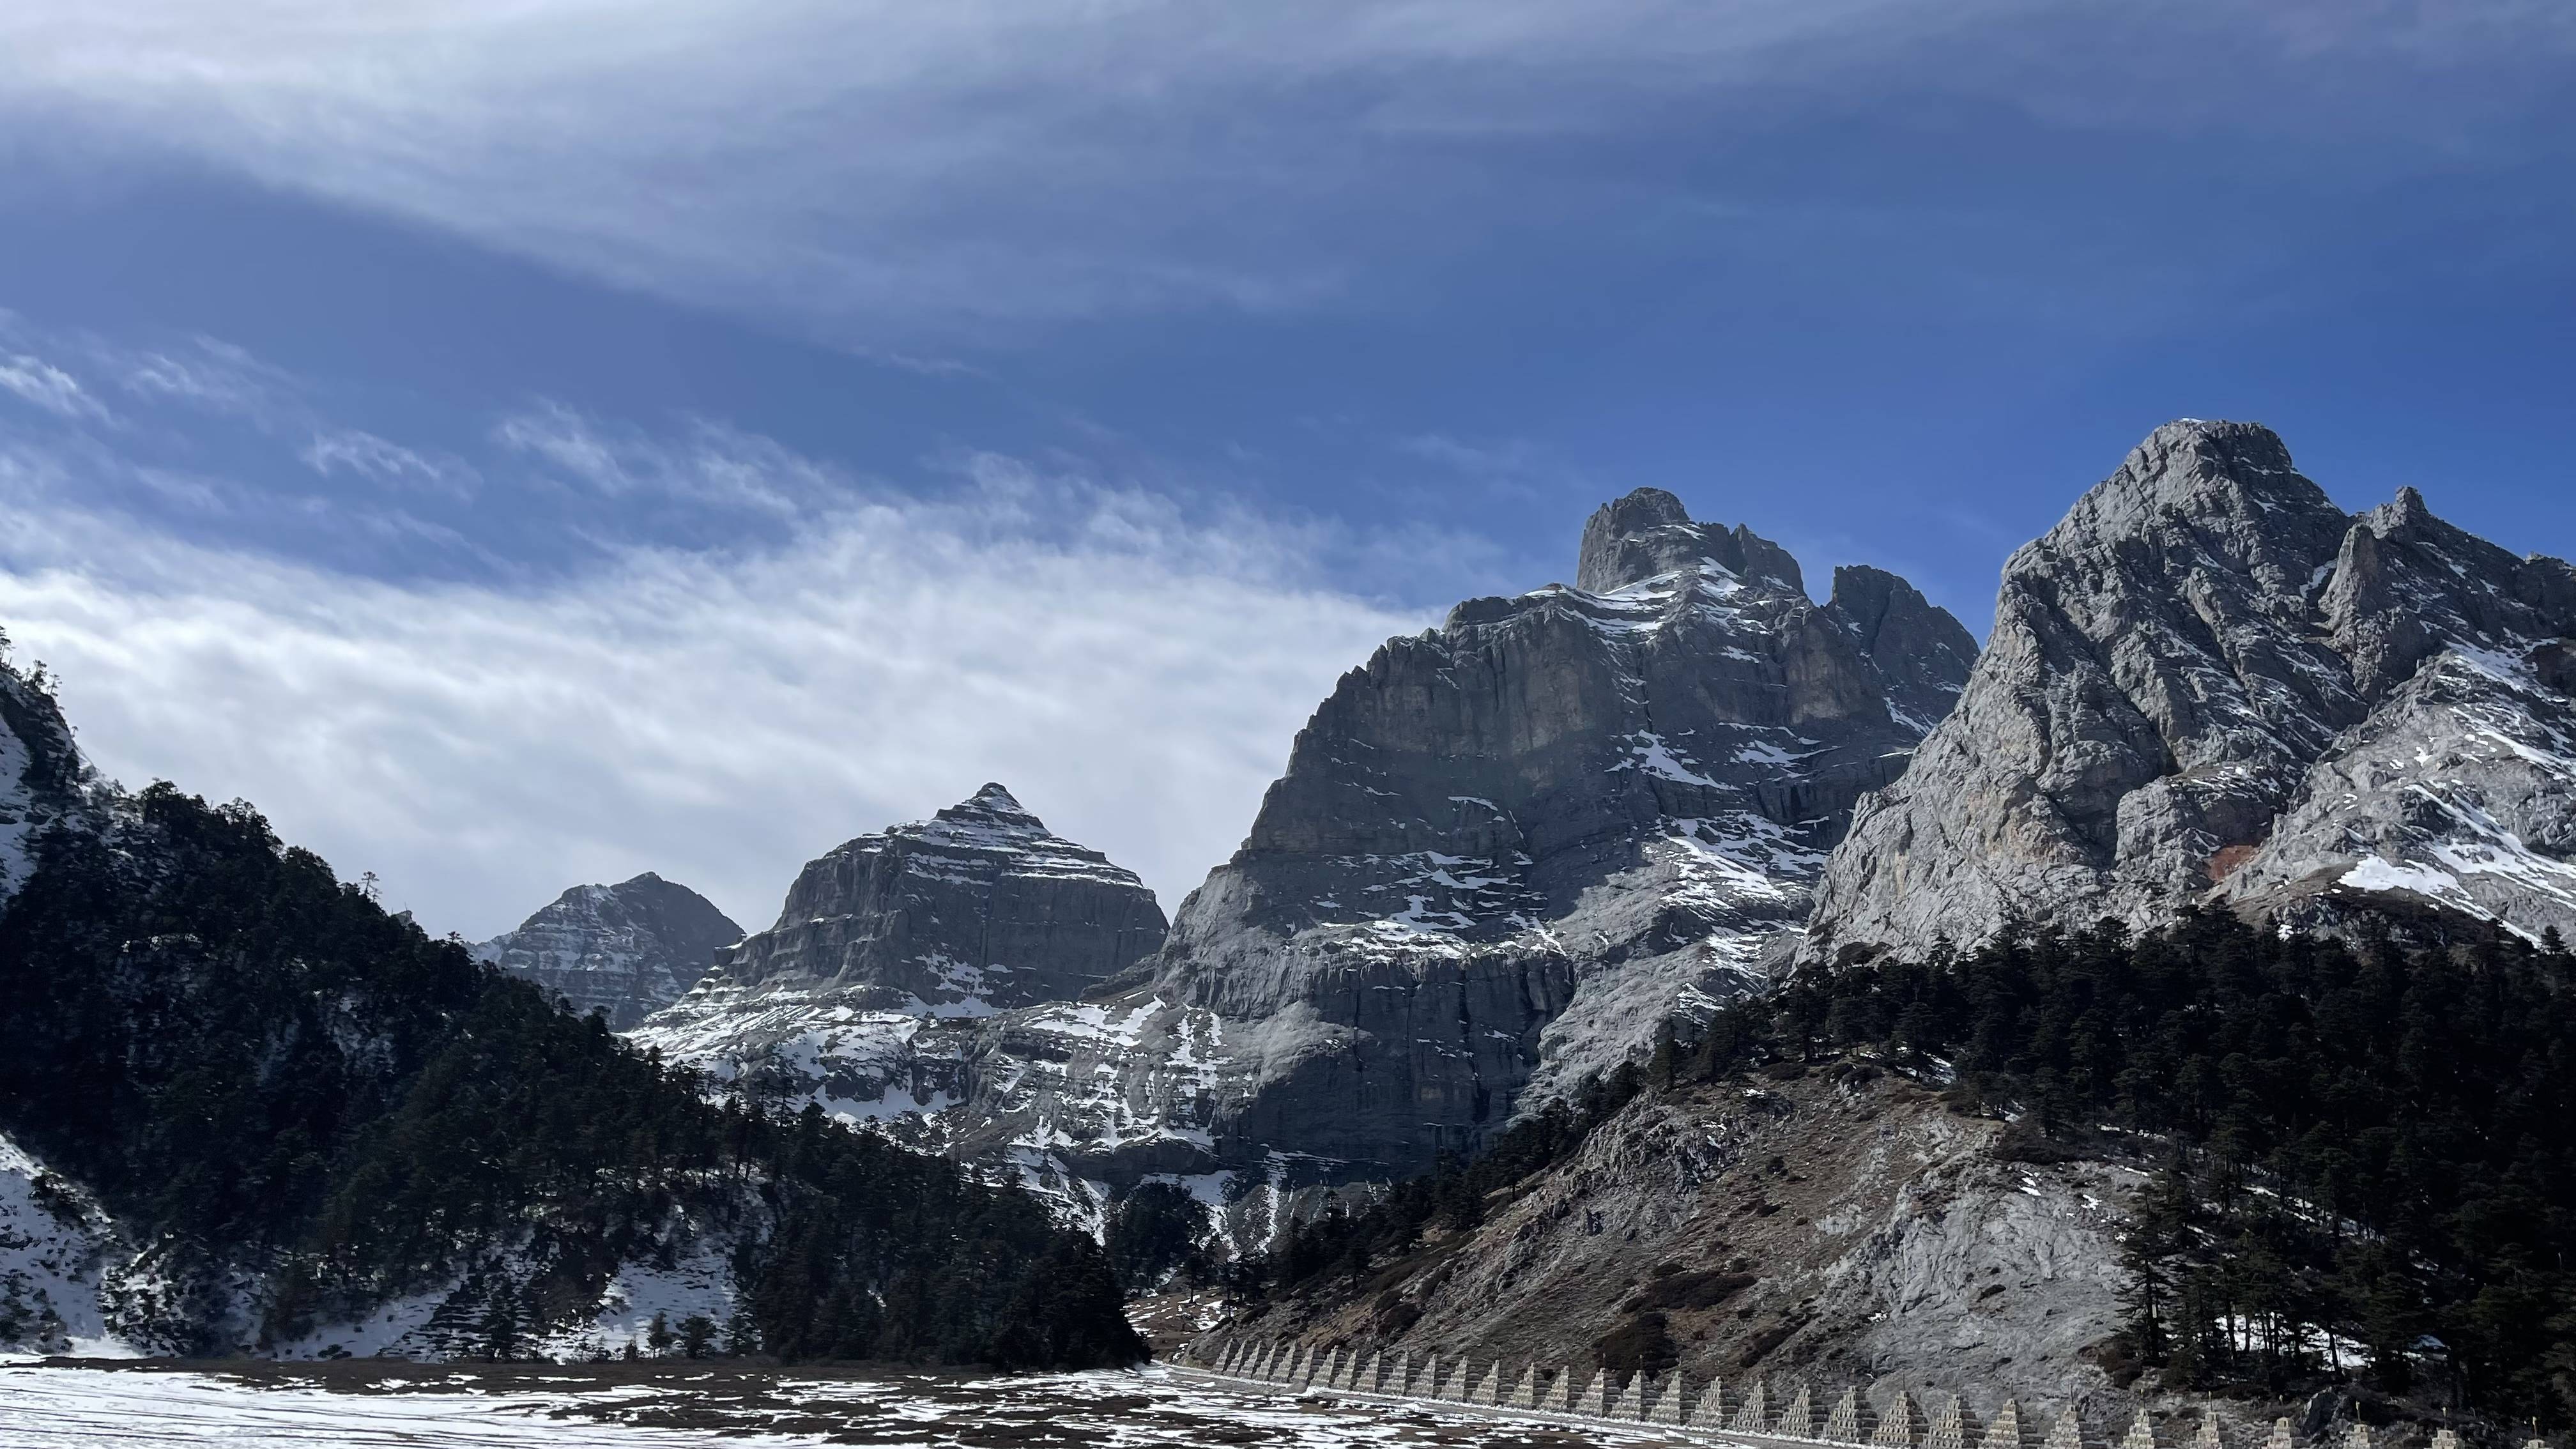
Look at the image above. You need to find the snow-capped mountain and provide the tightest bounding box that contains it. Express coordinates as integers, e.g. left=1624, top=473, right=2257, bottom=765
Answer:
left=1804, top=419, right=2576, bottom=957
left=643, top=491, right=1973, bottom=1187
left=629, top=784, right=1169, bottom=1136
left=474, top=873, right=744, bottom=1030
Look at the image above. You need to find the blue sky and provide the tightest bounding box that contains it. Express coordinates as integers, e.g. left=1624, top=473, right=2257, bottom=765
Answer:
left=0, top=1, right=2571, bottom=935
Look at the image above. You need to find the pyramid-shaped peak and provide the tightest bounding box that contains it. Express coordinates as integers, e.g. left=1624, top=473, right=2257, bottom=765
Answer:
left=2039, top=418, right=2341, bottom=569
left=2101, top=418, right=2317, bottom=509
left=907, top=781, right=1068, bottom=852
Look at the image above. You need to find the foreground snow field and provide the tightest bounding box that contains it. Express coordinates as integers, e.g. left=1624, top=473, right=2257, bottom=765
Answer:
left=0, top=1360, right=1680, bottom=1447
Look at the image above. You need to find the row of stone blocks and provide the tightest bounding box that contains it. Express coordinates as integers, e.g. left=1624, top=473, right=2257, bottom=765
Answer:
left=1185, top=1338, right=2531, bottom=1449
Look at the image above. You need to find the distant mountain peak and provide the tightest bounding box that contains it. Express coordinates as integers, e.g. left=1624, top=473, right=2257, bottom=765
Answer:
left=476, top=873, right=742, bottom=1030
left=635, top=782, right=1165, bottom=1042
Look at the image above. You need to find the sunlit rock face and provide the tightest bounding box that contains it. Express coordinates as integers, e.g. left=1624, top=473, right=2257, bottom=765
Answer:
left=1804, top=419, right=2576, bottom=960
left=640, top=491, right=1972, bottom=1186
left=475, top=873, right=743, bottom=1030
left=946, top=490, right=1973, bottom=1181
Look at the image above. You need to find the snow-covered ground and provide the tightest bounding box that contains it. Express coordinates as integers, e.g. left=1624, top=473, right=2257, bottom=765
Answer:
left=0, top=1360, right=1691, bottom=1447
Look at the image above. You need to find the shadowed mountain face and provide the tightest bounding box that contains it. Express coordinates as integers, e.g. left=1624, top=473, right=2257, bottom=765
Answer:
left=474, top=873, right=744, bottom=1030
left=1804, top=419, right=2576, bottom=958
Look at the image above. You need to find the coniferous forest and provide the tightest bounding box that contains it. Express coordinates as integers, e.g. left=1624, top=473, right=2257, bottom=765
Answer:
left=0, top=780, right=1140, bottom=1367
left=1250, top=912, right=2576, bottom=1427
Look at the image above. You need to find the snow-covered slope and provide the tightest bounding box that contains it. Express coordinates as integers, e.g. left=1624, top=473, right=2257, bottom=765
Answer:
left=0, top=1133, right=126, bottom=1356
left=474, top=873, right=743, bottom=1030
left=1804, top=420, right=2576, bottom=957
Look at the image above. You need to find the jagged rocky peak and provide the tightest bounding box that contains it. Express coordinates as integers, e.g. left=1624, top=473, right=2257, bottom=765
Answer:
left=687, top=783, right=1168, bottom=1015
left=475, top=871, right=744, bottom=1031
left=1576, top=486, right=1804, bottom=594
left=1805, top=418, right=2576, bottom=958
left=948, top=490, right=1982, bottom=1177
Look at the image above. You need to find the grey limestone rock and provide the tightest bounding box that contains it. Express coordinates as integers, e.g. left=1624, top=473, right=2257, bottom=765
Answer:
left=1804, top=419, right=2576, bottom=959
left=475, top=872, right=744, bottom=1030
left=950, top=492, right=1974, bottom=1179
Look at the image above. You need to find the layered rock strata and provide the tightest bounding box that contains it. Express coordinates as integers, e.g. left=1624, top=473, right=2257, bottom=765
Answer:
left=474, top=873, right=744, bottom=1029
left=1805, top=420, right=2576, bottom=958
left=631, top=785, right=1169, bottom=1126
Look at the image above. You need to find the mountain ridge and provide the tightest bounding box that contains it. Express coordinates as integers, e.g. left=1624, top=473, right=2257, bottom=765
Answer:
left=1804, top=418, right=2576, bottom=958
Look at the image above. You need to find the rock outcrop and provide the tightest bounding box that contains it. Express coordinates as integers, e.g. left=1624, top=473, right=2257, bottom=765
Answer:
left=630, top=785, right=1169, bottom=1126
left=934, top=493, right=1974, bottom=1182
left=474, top=873, right=744, bottom=1029
left=1202, top=1071, right=2133, bottom=1407
left=1804, top=419, right=2576, bottom=958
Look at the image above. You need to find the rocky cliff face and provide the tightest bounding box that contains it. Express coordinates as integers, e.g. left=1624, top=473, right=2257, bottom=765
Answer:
left=1804, top=420, right=2576, bottom=958
left=473, top=873, right=743, bottom=1030
left=630, top=785, right=1169, bottom=1126
left=937, top=492, right=1974, bottom=1182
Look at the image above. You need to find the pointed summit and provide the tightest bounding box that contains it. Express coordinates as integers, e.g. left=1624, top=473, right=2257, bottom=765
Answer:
left=915, top=781, right=1074, bottom=852
left=644, top=785, right=1167, bottom=1016
left=967, top=781, right=1023, bottom=811
left=1576, top=486, right=1802, bottom=594
left=475, top=873, right=744, bottom=1029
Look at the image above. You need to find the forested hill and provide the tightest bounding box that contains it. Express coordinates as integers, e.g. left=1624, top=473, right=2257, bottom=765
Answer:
left=1246, top=912, right=2576, bottom=1429
left=1746, top=912, right=2576, bottom=1420
left=0, top=763, right=1140, bottom=1366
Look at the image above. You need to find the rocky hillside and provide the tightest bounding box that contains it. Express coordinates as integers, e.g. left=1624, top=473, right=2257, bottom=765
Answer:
left=1805, top=419, right=2576, bottom=960
left=630, top=784, right=1169, bottom=1140
left=1209, top=1070, right=2133, bottom=1408
left=474, top=873, right=742, bottom=1029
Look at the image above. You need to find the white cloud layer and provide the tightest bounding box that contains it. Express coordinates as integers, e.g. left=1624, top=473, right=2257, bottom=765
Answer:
left=0, top=447, right=1422, bottom=940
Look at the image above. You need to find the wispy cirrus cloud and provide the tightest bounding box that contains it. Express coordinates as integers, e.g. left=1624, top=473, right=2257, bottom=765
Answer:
left=301, top=427, right=477, bottom=495
left=0, top=352, right=111, bottom=423
left=5, top=1, right=2565, bottom=346
left=0, top=388, right=1429, bottom=937
left=116, top=336, right=296, bottom=417
left=493, top=403, right=844, bottom=519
